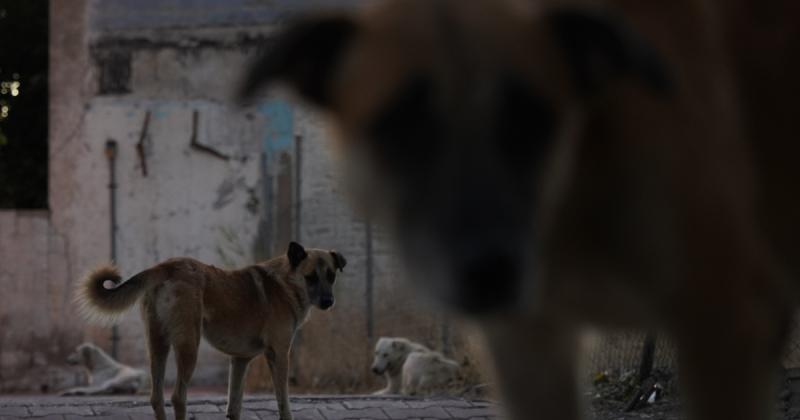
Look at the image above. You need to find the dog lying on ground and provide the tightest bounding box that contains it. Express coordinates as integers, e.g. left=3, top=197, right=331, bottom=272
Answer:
left=60, top=342, right=147, bottom=396
left=371, top=337, right=428, bottom=395
left=401, top=350, right=461, bottom=396
left=239, top=0, right=800, bottom=419
left=371, top=337, right=461, bottom=396
left=75, top=242, right=346, bottom=420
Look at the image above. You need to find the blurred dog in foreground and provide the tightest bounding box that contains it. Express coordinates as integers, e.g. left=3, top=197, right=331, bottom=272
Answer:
left=75, top=242, right=346, bottom=420
left=60, top=342, right=147, bottom=396
left=239, top=0, right=800, bottom=419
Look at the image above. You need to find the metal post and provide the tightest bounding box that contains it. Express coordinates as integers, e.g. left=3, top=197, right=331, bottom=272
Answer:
left=105, top=139, right=120, bottom=359
left=365, top=221, right=374, bottom=343
left=290, top=135, right=303, bottom=385
left=637, top=332, right=658, bottom=382
left=441, top=315, right=451, bottom=356
left=294, top=135, right=302, bottom=242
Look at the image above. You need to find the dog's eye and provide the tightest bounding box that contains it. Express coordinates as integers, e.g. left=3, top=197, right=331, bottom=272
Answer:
left=497, top=78, right=555, bottom=168
left=367, top=77, right=440, bottom=168
left=326, top=269, right=336, bottom=284
left=305, top=272, right=319, bottom=284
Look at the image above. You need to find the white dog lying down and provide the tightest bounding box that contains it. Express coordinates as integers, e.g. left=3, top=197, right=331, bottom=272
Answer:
left=60, top=343, right=147, bottom=396
left=402, top=351, right=461, bottom=396
left=371, top=337, right=460, bottom=395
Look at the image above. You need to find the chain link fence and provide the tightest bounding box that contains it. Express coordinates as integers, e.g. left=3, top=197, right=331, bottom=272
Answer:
left=246, top=292, right=800, bottom=394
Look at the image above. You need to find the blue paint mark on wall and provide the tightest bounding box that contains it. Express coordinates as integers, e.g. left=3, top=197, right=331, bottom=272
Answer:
left=258, top=100, right=294, bottom=159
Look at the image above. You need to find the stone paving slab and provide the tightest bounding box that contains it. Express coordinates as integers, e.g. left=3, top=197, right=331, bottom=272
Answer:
left=0, top=395, right=501, bottom=420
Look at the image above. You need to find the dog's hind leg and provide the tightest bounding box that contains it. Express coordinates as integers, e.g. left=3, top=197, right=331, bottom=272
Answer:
left=484, top=316, right=581, bottom=420
left=266, top=343, right=293, bottom=420
left=226, top=356, right=252, bottom=420
left=169, top=294, right=202, bottom=420
left=144, top=305, right=170, bottom=420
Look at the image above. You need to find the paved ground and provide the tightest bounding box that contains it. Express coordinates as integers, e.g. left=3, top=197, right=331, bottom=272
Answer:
left=0, top=395, right=501, bottom=420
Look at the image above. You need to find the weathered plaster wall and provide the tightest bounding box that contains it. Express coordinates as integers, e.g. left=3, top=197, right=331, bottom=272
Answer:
left=0, top=0, right=478, bottom=393
left=0, top=0, right=97, bottom=393
left=0, top=210, right=78, bottom=392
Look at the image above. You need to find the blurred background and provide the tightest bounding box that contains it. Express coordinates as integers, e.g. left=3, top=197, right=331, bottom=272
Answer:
left=2, top=0, right=797, bottom=398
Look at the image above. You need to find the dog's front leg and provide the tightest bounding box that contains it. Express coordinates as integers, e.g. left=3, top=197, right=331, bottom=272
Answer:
left=266, top=345, right=293, bottom=420
left=386, top=371, right=403, bottom=394
left=675, top=295, right=790, bottom=420
left=484, top=316, right=581, bottom=420
left=226, top=356, right=253, bottom=420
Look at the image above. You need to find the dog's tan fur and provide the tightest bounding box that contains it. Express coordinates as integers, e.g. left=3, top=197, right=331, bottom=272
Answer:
left=238, top=1, right=800, bottom=419
left=75, top=242, right=346, bottom=420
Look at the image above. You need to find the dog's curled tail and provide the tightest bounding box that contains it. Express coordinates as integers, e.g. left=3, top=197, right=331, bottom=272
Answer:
left=75, top=264, right=155, bottom=325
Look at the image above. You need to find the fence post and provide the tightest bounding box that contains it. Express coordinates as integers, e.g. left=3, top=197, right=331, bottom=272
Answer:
left=638, top=332, right=658, bottom=382
left=105, top=139, right=120, bottom=359
left=290, top=135, right=303, bottom=385
left=365, top=221, right=374, bottom=345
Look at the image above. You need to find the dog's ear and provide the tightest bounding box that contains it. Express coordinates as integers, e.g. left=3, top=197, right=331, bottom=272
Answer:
left=546, top=9, right=672, bottom=96
left=238, top=15, right=358, bottom=108
left=287, top=241, right=308, bottom=269
left=330, top=251, right=347, bottom=272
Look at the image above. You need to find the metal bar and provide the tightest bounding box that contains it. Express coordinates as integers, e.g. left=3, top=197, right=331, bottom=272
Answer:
left=294, top=135, right=302, bottom=242
left=289, top=135, right=304, bottom=385
left=189, top=110, right=230, bottom=161
left=261, top=152, right=273, bottom=257
left=441, top=314, right=451, bottom=356
left=365, top=221, right=374, bottom=343
left=136, top=111, right=150, bottom=177
left=105, top=139, right=120, bottom=359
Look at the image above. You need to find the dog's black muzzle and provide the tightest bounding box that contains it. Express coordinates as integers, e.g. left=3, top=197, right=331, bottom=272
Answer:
left=319, top=296, right=335, bottom=310
left=452, top=251, right=520, bottom=315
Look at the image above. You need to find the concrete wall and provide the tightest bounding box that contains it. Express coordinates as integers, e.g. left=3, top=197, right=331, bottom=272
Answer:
left=0, top=210, right=77, bottom=392
left=0, top=0, right=97, bottom=393
left=0, top=0, right=475, bottom=393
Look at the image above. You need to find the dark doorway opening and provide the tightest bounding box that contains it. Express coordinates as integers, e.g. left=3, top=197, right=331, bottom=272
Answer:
left=0, top=0, right=49, bottom=209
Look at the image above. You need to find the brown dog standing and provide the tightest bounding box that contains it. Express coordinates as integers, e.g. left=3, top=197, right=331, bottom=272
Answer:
left=239, top=1, right=800, bottom=419
left=76, top=242, right=346, bottom=420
